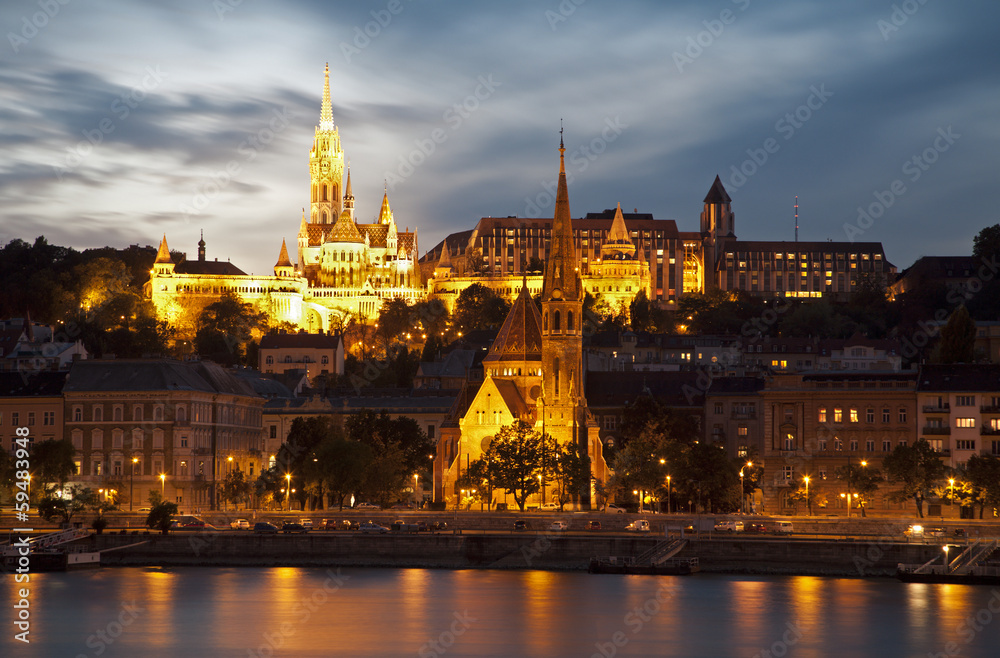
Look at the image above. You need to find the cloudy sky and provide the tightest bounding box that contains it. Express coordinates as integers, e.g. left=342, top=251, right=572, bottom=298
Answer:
left=1, top=0, right=997, bottom=275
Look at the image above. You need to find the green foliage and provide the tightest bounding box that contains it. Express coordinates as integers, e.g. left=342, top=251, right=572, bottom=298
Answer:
left=37, top=485, right=97, bottom=525
left=883, top=439, right=947, bottom=518
left=146, top=500, right=179, bottom=534
left=972, top=223, right=1000, bottom=261
left=195, top=292, right=267, bottom=365
left=376, top=297, right=414, bottom=357
left=220, top=468, right=253, bottom=510
left=835, top=463, right=883, bottom=516
left=30, top=439, right=77, bottom=488
left=964, top=455, right=1000, bottom=519
left=464, top=420, right=556, bottom=512
left=312, top=436, right=373, bottom=510
left=678, top=290, right=765, bottom=335
left=452, top=283, right=511, bottom=334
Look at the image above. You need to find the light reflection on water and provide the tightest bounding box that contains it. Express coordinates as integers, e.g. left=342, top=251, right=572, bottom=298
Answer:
left=2, top=568, right=999, bottom=657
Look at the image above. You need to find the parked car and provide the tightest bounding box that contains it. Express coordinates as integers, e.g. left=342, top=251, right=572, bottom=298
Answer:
left=714, top=521, right=745, bottom=533
left=586, top=521, right=602, bottom=531
left=299, top=519, right=313, bottom=529
left=625, top=520, right=650, bottom=533
left=281, top=522, right=309, bottom=534
left=772, top=521, right=794, bottom=534
left=355, top=502, right=380, bottom=510
left=904, top=524, right=924, bottom=538
left=230, top=519, right=251, bottom=530
left=953, top=528, right=967, bottom=538
left=539, top=502, right=560, bottom=511
left=427, top=521, right=448, bottom=531
left=182, top=519, right=215, bottom=531
left=513, top=520, right=530, bottom=532
left=606, top=504, right=627, bottom=513
left=925, top=527, right=946, bottom=537
left=548, top=521, right=569, bottom=532
left=745, top=522, right=768, bottom=534
left=391, top=520, right=421, bottom=533
left=253, top=522, right=278, bottom=534
left=359, top=521, right=389, bottom=534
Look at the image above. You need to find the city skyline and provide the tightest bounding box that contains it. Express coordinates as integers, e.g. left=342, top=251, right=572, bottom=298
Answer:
left=2, top=0, right=998, bottom=276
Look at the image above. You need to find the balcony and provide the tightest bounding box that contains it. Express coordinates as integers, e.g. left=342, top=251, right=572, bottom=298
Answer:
left=922, top=426, right=951, bottom=435
left=981, top=426, right=1000, bottom=436
left=922, top=403, right=950, bottom=413
left=982, top=405, right=1000, bottom=414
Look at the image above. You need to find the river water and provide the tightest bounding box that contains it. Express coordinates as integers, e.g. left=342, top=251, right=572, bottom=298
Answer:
left=3, top=567, right=1000, bottom=657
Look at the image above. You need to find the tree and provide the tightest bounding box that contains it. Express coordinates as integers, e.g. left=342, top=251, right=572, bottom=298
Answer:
left=972, top=223, right=1000, bottom=261
left=376, top=297, right=413, bottom=357
left=37, top=486, right=98, bottom=526
left=674, top=443, right=739, bottom=513
left=195, top=292, right=267, bottom=365
left=452, top=283, right=510, bottom=334
left=933, top=305, right=976, bottom=363
left=30, top=439, right=77, bottom=489
left=883, top=439, right=946, bottom=517
left=787, top=477, right=827, bottom=515
left=220, top=468, right=252, bottom=510
left=836, top=463, right=883, bottom=517
left=553, top=442, right=591, bottom=509
left=315, top=437, right=373, bottom=510
left=486, top=420, right=553, bottom=512
left=965, top=455, right=1000, bottom=519
left=146, top=500, right=179, bottom=534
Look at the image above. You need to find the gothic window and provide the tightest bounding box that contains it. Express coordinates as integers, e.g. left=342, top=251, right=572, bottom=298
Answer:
left=554, top=358, right=560, bottom=397
left=554, top=310, right=561, bottom=331
left=568, top=311, right=574, bottom=331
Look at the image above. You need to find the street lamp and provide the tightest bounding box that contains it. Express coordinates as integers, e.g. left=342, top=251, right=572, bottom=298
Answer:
left=414, top=473, right=419, bottom=506
left=285, top=473, right=292, bottom=512
left=803, top=476, right=811, bottom=516
left=739, top=461, right=753, bottom=515
left=666, top=475, right=672, bottom=515
left=159, top=473, right=166, bottom=499
left=538, top=474, right=544, bottom=505
left=949, top=478, right=955, bottom=506
left=130, top=457, right=138, bottom=512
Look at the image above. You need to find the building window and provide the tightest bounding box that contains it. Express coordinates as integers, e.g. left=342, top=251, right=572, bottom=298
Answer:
left=819, top=439, right=828, bottom=451
left=266, top=355, right=274, bottom=365
left=818, top=408, right=827, bottom=423
left=269, top=426, right=277, bottom=439
left=782, top=466, right=793, bottom=481
left=956, top=417, right=976, bottom=428
left=603, top=416, right=616, bottom=431
left=898, top=408, right=907, bottom=423
left=113, top=406, right=122, bottom=421
left=321, top=355, right=329, bottom=365
left=784, top=433, right=795, bottom=450
left=834, top=408, right=843, bottom=423
left=956, top=440, right=976, bottom=451
left=73, top=407, right=82, bottom=422
left=27, top=412, right=35, bottom=426
left=737, top=445, right=748, bottom=457
left=43, top=411, right=55, bottom=426
left=835, top=437, right=843, bottom=451
left=427, top=425, right=435, bottom=439
left=133, top=406, right=143, bottom=422
left=850, top=439, right=859, bottom=452
left=850, top=408, right=859, bottom=423
left=714, top=403, right=724, bottom=415
left=154, top=407, right=163, bottom=421
left=737, top=425, right=748, bottom=437
left=94, top=407, right=103, bottom=422
left=866, top=408, right=875, bottom=424
left=882, top=408, right=890, bottom=423
left=883, top=440, right=892, bottom=452
left=866, top=439, right=875, bottom=452
left=956, top=395, right=975, bottom=407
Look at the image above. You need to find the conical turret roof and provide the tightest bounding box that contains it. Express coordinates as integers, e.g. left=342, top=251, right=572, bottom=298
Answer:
left=484, top=277, right=543, bottom=363
left=155, top=235, right=172, bottom=264
left=704, top=175, right=731, bottom=204
left=275, top=239, right=293, bottom=268
left=542, top=131, right=580, bottom=301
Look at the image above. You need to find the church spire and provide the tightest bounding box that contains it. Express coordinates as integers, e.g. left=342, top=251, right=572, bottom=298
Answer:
left=155, top=234, right=172, bottom=264
left=319, top=62, right=335, bottom=131
left=378, top=190, right=394, bottom=225
left=275, top=239, right=292, bottom=268
left=542, top=124, right=579, bottom=302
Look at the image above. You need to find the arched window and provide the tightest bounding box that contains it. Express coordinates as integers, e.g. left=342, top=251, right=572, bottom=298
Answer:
left=543, top=313, right=548, bottom=331
left=554, top=310, right=561, bottom=331
left=93, top=407, right=103, bottom=422
left=567, top=311, right=574, bottom=331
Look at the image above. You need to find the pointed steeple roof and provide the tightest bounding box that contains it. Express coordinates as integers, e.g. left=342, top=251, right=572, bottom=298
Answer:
left=704, top=175, right=731, bottom=204
left=484, top=275, right=543, bottom=364
left=275, top=239, right=293, bottom=268
left=299, top=208, right=307, bottom=232
left=329, top=209, right=364, bottom=243
left=437, top=243, right=452, bottom=268
left=155, top=235, right=172, bottom=264
left=602, top=203, right=636, bottom=259
left=344, top=165, right=353, bottom=199
left=607, top=203, right=630, bottom=243
left=378, top=191, right=394, bottom=225
left=319, top=63, right=335, bottom=131
left=542, top=128, right=580, bottom=301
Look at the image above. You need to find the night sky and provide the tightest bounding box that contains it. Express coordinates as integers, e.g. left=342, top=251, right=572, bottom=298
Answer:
left=2, top=0, right=997, bottom=275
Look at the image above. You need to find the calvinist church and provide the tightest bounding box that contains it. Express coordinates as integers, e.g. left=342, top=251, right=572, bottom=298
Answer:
left=148, top=65, right=423, bottom=333
left=433, top=135, right=610, bottom=509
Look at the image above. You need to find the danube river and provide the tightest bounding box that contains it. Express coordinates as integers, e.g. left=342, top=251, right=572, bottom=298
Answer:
left=3, top=567, right=1000, bottom=657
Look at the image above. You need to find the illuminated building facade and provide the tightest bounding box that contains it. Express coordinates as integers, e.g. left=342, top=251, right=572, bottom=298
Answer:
left=148, top=65, right=423, bottom=333
left=434, top=139, right=610, bottom=508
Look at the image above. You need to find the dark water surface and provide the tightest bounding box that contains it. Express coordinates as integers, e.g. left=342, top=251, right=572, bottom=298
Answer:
left=3, top=567, right=1000, bottom=657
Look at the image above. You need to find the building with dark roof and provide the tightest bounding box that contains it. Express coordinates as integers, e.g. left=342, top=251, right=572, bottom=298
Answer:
left=259, top=331, right=344, bottom=380
left=62, top=359, right=264, bottom=512
left=916, top=364, right=1000, bottom=468
left=0, top=371, right=69, bottom=452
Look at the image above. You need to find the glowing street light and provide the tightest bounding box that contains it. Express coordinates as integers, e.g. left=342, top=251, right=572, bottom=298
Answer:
left=739, top=461, right=753, bottom=514
left=130, top=457, right=139, bottom=512
left=666, top=475, right=672, bottom=515
left=803, top=476, right=811, bottom=516
left=285, top=473, right=292, bottom=512
left=159, top=473, right=166, bottom=499
left=949, top=478, right=956, bottom=506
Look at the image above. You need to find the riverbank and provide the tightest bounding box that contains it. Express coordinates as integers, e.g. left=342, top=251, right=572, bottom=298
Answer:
left=75, top=532, right=947, bottom=577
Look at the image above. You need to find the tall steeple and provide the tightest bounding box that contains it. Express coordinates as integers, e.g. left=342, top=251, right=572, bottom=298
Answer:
left=197, top=229, right=206, bottom=262
left=274, top=239, right=294, bottom=277
left=343, top=165, right=354, bottom=220
left=542, top=125, right=580, bottom=302
left=310, top=64, right=345, bottom=224
left=541, top=126, right=584, bottom=415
